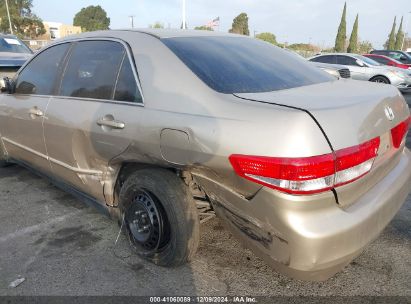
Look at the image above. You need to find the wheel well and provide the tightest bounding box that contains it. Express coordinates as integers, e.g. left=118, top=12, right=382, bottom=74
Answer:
left=369, top=75, right=390, bottom=84
left=113, top=162, right=178, bottom=206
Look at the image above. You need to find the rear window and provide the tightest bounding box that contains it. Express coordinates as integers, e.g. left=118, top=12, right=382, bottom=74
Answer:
left=0, top=37, right=32, bottom=54
left=162, top=37, right=333, bottom=94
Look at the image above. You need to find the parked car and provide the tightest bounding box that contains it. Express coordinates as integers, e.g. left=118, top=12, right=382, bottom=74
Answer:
left=311, top=62, right=351, bottom=78
left=0, top=34, right=32, bottom=78
left=363, top=53, right=411, bottom=69
left=309, top=53, right=411, bottom=91
left=0, top=30, right=410, bottom=281
left=370, top=50, right=411, bottom=65
left=284, top=48, right=351, bottom=79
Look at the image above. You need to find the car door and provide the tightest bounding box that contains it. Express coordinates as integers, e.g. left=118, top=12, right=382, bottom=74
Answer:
left=0, top=43, right=71, bottom=172
left=43, top=40, right=144, bottom=202
left=336, top=55, right=368, bottom=80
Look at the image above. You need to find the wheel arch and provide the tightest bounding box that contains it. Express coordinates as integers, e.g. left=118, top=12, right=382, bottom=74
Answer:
left=369, top=75, right=391, bottom=84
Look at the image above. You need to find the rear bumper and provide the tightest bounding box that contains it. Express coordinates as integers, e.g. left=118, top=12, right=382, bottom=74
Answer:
left=196, top=148, right=411, bottom=281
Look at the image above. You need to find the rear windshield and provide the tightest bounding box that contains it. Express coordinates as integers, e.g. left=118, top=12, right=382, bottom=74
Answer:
left=0, top=37, right=32, bottom=54
left=162, top=36, right=333, bottom=94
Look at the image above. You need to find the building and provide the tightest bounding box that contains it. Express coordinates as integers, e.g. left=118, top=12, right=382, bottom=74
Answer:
left=39, top=22, right=82, bottom=40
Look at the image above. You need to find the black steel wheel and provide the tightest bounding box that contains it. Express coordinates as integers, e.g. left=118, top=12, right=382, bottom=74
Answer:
left=119, top=168, right=199, bottom=267
left=125, top=190, right=170, bottom=253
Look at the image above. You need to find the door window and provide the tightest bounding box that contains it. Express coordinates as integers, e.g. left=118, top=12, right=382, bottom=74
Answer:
left=114, top=56, right=142, bottom=103
left=60, top=40, right=125, bottom=100
left=310, top=55, right=336, bottom=64
left=336, top=55, right=358, bottom=66
left=15, top=43, right=71, bottom=95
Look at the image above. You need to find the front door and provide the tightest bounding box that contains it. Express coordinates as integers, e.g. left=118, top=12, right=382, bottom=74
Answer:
left=43, top=40, right=144, bottom=202
left=0, top=43, right=71, bottom=172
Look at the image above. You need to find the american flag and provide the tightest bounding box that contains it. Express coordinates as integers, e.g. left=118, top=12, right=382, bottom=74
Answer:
left=206, top=17, right=220, bottom=28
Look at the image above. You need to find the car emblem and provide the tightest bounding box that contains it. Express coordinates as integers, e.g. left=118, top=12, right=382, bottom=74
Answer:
left=384, top=106, right=395, bottom=121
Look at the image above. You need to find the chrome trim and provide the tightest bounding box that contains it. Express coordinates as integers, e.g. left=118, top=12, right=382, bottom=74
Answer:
left=2, top=137, right=103, bottom=176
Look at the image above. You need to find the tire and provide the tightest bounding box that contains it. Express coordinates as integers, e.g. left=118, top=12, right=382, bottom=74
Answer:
left=370, top=76, right=390, bottom=84
left=119, top=168, right=199, bottom=267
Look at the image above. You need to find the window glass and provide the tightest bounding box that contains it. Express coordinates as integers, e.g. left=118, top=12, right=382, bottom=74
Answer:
left=15, top=43, right=70, bottom=95
left=336, top=55, right=357, bottom=66
left=0, top=37, right=32, bottom=54
left=371, top=57, right=388, bottom=64
left=60, top=41, right=124, bottom=100
left=114, top=56, right=142, bottom=103
left=310, top=55, right=336, bottom=64
left=163, top=37, right=333, bottom=94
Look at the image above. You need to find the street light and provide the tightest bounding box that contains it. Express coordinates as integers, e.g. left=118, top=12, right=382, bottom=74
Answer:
left=5, top=0, right=13, bottom=34
left=182, top=0, right=187, bottom=29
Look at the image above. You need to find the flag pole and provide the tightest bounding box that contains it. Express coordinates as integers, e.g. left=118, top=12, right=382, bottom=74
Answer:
left=182, top=0, right=186, bottom=29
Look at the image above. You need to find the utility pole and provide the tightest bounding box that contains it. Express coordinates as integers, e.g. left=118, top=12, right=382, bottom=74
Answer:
left=182, top=0, right=186, bottom=29
left=129, top=15, right=135, bottom=29
left=402, top=11, right=411, bottom=50
left=5, top=0, right=13, bottom=34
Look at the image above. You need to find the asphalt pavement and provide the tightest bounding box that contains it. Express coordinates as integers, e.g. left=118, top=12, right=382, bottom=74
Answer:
left=0, top=94, right=410, bottom=297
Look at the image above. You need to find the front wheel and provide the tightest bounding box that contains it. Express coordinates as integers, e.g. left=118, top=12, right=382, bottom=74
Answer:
left=370, top=76, right=390, bottom=84
left=119, top=168, right=200, bottom=267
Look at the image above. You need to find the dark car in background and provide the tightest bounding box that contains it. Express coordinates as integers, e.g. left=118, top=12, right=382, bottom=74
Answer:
left=0, top=34, right=33, bottom=78
left=364, top=54, right=411, bottom=70
left=370, top=50, right=411, bottom=65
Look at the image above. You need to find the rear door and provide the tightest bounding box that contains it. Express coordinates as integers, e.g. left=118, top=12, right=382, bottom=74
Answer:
left=0, top=43, right=71, bottom=172
left=43, top=39, right=144, bottom=202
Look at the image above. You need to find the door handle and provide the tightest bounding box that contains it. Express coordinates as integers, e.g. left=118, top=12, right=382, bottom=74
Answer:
left=97, top=118, right=125, bottom=129
left=28, top=108, right=44, bottom=117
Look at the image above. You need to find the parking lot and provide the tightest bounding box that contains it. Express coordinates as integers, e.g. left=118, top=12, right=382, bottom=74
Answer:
left=0, top=94, right=410, bottom=297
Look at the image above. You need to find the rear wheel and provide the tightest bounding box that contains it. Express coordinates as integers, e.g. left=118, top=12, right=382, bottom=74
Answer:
left=119, top=168, right=199, bottom=267
left=370, top=76, right=390, bottom=84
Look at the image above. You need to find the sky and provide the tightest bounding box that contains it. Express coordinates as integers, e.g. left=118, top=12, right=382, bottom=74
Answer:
left=32, top=0, right=411, bottom=49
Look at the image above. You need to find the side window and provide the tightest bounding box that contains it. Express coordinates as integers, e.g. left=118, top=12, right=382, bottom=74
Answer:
left=373, top=57, right=388, bottom=64
left=336, top=55, right=357, bottom=66
left=15, top=43, right=70, bottom=95
left=311, top=55, right=336, bottom=64
left=114, top=56, right=143, bottom=103
left=60, top=40, right=124, bottom=100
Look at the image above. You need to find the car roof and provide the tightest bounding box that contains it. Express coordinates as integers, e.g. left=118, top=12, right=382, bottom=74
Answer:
left=59, top=29, right=243, bottom=42
left=0, top=33, right=19, bottom=39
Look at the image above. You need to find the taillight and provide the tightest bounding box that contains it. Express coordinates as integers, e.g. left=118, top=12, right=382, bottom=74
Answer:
left=391, top=116, right=411, bottom=149
left=229, top=137, right=380, bottom=195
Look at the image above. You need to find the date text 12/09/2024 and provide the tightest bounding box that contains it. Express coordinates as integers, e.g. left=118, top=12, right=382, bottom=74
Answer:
left=149, top=296, right=257, bottom=303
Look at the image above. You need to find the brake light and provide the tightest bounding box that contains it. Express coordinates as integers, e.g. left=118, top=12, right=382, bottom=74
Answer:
left=229, top=137, right=380, bottom=195
left=391, top=116, right=411, bottom=149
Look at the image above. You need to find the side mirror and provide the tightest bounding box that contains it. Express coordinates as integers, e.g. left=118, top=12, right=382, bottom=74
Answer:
left=399, top=56, right=407, bottom=62
left=0, top=77, right=14, bottom=93
left=356, top=59, right=365, bottom=67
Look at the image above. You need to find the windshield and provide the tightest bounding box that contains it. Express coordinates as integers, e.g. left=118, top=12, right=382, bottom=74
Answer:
left=162, top=36, right=333, bottom=94
left=0, top=37, right=32, bottom=54
left=353, top=55, right=381, bottom=66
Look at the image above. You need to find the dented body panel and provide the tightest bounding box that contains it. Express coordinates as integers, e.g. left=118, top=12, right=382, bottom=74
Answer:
left=0, top=29, right=410, bottom=281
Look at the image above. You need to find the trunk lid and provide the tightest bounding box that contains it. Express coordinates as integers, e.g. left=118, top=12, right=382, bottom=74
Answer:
left=235, top=79, right=410, bottom=206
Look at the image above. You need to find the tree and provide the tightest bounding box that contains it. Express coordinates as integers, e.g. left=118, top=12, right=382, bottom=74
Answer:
left=386, top=17, right=397, bottom=50
left=395, top=16, right=404, bottom=50
left=255, top=32, right=278, bottom=45
left=229, top=13, right=249, bottom=36
left=357, top=40, right=373, bottom=54
left=150, top=22, right=164, bottom=29
left=194, top=25, right=213, bottom=31
left=0, top=0, right=45, bottom=38
left=73, top=5, right=110, bottom=32
left=347, top=14, right=359, bottom=53
left=335, top=2, right=347, bottom=52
